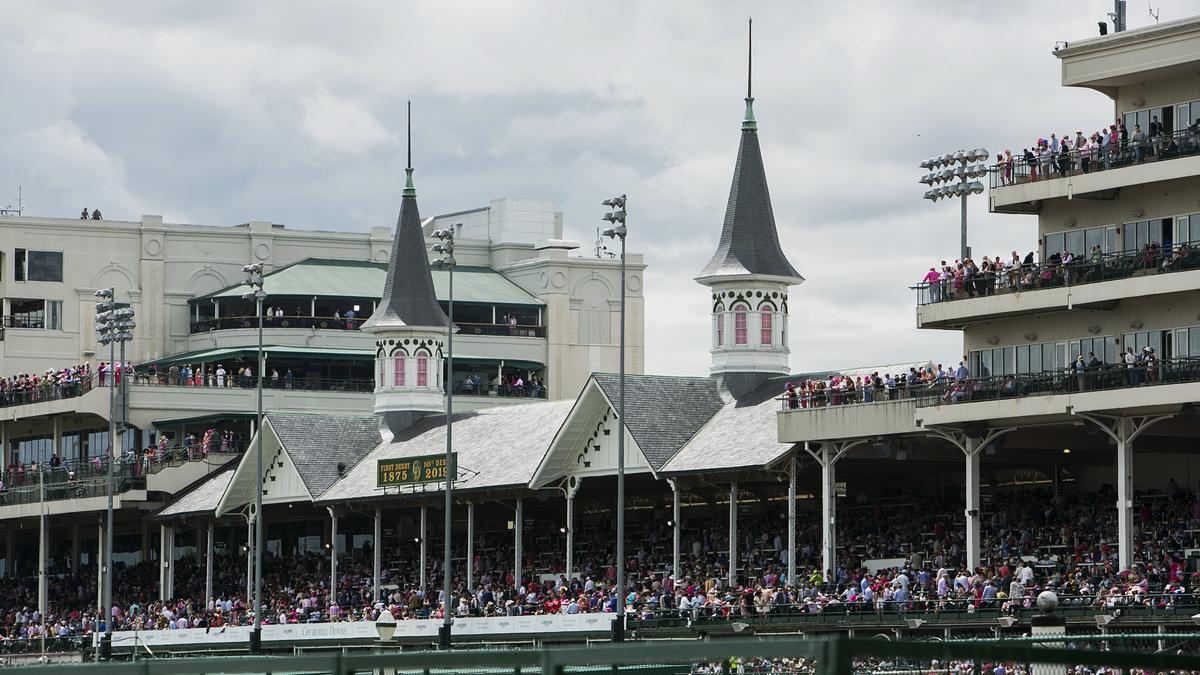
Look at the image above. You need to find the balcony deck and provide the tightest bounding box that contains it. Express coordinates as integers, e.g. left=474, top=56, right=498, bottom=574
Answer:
left=777, top=398, right=920, bottom=443
left=914, top=252, right=1200, bottom=328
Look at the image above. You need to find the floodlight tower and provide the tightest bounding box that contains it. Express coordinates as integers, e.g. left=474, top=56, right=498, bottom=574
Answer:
left=918, top=149, right=989, bottom=262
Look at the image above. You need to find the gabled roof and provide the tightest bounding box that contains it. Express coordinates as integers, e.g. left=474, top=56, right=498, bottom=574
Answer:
left=362, top=160, right=448, bottom=330
left=696, top=101, right=803, bottom=283
left=318, top=400, right=574, bottom=503
left=591, top=374, right=725, bottom=469
left=155, top=460, right=238, bottom=519
left=268, top=413, right=381, bottom=497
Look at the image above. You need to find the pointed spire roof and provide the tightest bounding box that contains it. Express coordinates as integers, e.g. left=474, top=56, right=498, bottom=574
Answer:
left=696, top=20, right=803, bottom=284
left=362, top=102, right=448, bottom=331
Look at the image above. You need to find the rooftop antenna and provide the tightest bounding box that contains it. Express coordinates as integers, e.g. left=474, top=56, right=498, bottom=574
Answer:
left=1148, top=2, right=1160, bottom=23
left=743, top=18, right=756, bottom=130
left=1108, top=0, right=1127, bottom=32
left=0, top=185, right=21, bottom=216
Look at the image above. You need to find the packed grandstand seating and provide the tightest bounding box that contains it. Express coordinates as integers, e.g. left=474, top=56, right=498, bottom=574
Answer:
left=3, top=483, right=1199, bottom=642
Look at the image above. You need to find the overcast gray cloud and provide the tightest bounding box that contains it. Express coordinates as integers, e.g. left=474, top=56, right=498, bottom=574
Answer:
left=2, top=0, right=1194, bottom=376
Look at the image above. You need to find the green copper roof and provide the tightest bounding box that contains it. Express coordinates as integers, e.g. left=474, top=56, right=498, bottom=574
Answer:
left=194, top=258, right=543, bottom=306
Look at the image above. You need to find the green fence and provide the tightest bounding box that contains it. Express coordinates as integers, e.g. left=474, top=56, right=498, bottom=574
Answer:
left=11, top=635, right=1200, bottom=674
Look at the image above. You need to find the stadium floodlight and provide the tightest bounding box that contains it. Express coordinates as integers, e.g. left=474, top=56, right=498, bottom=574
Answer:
left=431, top=227, right=457, bottom=651
left=601, top=193, right=629, bottom=644
left=917, top=147, right=989, bottom=261
left=244, top=263, right=267, bottom=654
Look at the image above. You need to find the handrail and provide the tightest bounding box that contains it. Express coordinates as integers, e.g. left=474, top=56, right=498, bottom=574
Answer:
left=912, top=356, right=1200, bottom=408
left=912, top=243, right=1200, bottom=306
left=991, top=126, right=1200, bottom=189
left=187, top=315, right=546, bottom=337
left=778, top=383, right=934, bottom=410
left=0, top=372, right=98, bottom=409
left=138, top=374, right=374, bottom=392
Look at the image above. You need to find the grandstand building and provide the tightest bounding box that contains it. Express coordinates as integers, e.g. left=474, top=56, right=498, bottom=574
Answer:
left=4, top=15, right=1200, bottom=653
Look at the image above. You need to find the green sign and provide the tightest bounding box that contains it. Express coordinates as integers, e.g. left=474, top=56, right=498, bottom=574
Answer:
left=377, top=453, right=457, bottom=488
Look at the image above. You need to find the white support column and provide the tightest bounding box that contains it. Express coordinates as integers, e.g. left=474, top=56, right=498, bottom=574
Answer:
left=38, top=468, right=47, bottom=622
left=514, top=498, right=524, bottom=588
left=466, top=502, right=475, bottom=591
left=329, top=508, right=339, bottom=600
left=787, top=456, right=797, bottom=586
left=965, top=437, right=982, bottom=572
left=1116, top=417, right=1134, bottom=572
left=670, top=479, right=681, bottom=583
left=728, top=479, right=738, bottom=587
left=205, top=521, right=214, bottom=609
left=159, top=524, right=175, bottom=601
left=373, top=508, right=382, bottom=603
left=419, top=505, right=428, bottom=597
left=820, top=446, right=836, bottom=581
left=565, top=484, right=577, bottom=582
left=96, top=521, right=103, bottom=616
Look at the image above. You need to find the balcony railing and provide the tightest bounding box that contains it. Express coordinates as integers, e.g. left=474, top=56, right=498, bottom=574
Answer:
left=1, top=315, right=46, bottom=329
left=778, top=387, right=924, bottom=411
left=990, top=127, right=1200, bottom=189
left=0, top=460, right=145, bottom=506
left=0, top=374, right=97, bottom=409
left=188, top=315, right=546, bottom=338
left=912, top=244, right=1200, bottom=306
left=913, top=356, right=1200, bottom=408
left=455, top=382, right=548, bottom=399
left=142, top=374, right=374, bottom=393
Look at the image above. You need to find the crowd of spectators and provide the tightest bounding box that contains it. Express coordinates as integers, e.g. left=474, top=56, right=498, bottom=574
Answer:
left=995, top=117, right=1200, bottom=186
left=4, top=480, right=1200, bottom=649
left=0, top=364, right=95, bottom=407
left=783, top=364, right=960, bottom=408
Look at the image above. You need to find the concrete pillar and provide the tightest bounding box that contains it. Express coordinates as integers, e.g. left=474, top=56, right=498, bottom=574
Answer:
left=670, top=479, right=681, bottom=583
left=159, top=524, right=175, bottom=601
left=1116, top=417, right=1134, bottom=572
left=466, top=502, right=475, bottom=591
left=965, top=437, right=982, bottom=572
left=514, top=498, right=524, bottom=588
left=96, top=520, right=103, bottom=616
left=820, top=446, right=836, bottom=581
left=245, top=516, right=253, bottom=604
left=788, top=456, right=797, bottom=586
left=419, top=505, right=427, bottom=597
left=71, top=525, right=81, bottom=574
left=1030, top=614, right=1067, bottom=675
left=329, top=509, right=338, bottom=600
left=0, top=421, right=7, bottom=469
left=728, top=479, right=737, bottom=587
left=205, top=521, right=214, bottom=608
left=373, top=508, right=382, bottom=603
left=565, top=490, right=575, bottom=582
left=38, top=468, right=47, bottom=620
left=52, top=416, right=62, bottom=464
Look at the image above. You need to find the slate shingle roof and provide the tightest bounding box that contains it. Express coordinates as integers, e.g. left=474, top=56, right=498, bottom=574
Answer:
left=696, top=114, right=802, bottom=282
left=591, top=374, right=725, bottom=470
left=361, top=172, right=448, bottom=330
left=155, top=462, right=236, bottom=519
left=266, top=413, right=381, bottom=498
left=317, top=400, right=575, bottom=502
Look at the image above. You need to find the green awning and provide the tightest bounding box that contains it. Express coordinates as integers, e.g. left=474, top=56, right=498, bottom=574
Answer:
left=138, top=345, right=372, bottom=370
left=194, top=258, right=543, bottom=306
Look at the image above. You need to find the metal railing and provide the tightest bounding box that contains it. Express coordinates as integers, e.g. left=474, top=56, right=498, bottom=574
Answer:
left=455, top=382, right=548, bottom=399
left=913, top=356, right=1200, bottom=408
left=0, top=315, right=46, bottom=329
left=5, top=634, right=1200, bottom=674
left=188, top=315, right=546, bottom=337
left=0, top=374, right=97, bottom=409
left=142, top=374, right=373, bottom=392
left=991, top=126, right=1200, bottom=189
left=779, top=386, right=925, bottom=410
left=913, top=244, right=1200, bottom=306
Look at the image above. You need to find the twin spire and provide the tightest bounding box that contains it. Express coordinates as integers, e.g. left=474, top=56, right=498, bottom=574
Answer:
left=360, top=101, right=448, bottom=332
left=744, top=18, right=756, bottom=131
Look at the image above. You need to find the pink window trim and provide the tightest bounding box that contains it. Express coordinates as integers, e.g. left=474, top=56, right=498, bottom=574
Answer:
left=417, top=354, right=428, bottom=387
left=715, top=305, right=725, bottom=346
left=394, top=356, right=405, bottom=388
left=760, top=305, right=773, bottom=345
left=734, top=305, right=748, bottom=345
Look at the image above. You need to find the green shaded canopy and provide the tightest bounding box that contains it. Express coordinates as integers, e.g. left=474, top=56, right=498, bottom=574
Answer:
left=193, top=259, right=543, bottom=306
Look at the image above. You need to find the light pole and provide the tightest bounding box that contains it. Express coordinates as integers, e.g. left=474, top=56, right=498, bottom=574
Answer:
left=431, top=228, right=455, bottom=650
left=241, top=263, right=266, bottom=654
left=93, top=289, right=132, bottom=659
left=918, top=149, right=989, bottom=262
left=601, top=194, right=627, bottom=642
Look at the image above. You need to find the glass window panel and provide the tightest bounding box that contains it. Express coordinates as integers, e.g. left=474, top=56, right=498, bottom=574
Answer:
left=1045, top=232, right=1065, bottom=260
left=1055, top=343, right=1067, bottom=371
left=1124, top=112, right=1137, bottom=132
left=26, top=251, right=63, bottom=282
left=1137, top=221, right=1150, bottom=250
left=1085, top=227, right=1104, bottom=253
left=969, top=351, right=980, bottom=377
left=1106, top=227, right=1119, bottom=253
left=1138, top=110, right=1150, bottom=132
left=1016, top=346, right=1029, bottom=374
left=1124, top=225, right=1136, bottom=254
left=1105, top=337, right=1118, bottom=364
left=1150, top=331, right=1163, bottom=355
left=1154, top=219, right=1167, bottom=246
left=1003, top=347, right=1015, bottom=375
left=1179, top=216, right=1191, bottom=245
left=1066, top=230, right=1085, bottom=255
left=47, top=301, right=61, bottom=331
left=980, top=351, right=992, bottom=378
left=1068, top=340, right=1082, bottom=364
left=1030, top=344, right=1043, bottom=373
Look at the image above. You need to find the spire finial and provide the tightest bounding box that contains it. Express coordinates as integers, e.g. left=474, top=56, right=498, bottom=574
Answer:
left=404, top=100, right=416, bottom=196
left=743, top=18, right=756, bottom=131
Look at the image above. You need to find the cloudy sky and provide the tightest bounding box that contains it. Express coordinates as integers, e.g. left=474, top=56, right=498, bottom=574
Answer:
left=2, top=1, right=1194, bottom=376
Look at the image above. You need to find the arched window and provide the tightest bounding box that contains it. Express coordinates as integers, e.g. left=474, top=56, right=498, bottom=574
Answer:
left=714, top=303, right=726, bottom=346
left=377, top=358, right=385, bottom=389
left=416, top=352, right=428, bottom=387
left=394, top=353, right=406, bottom=388
left=760, top=303, right=773, bottom=346
left=733, top=303, right=748, bottom=345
